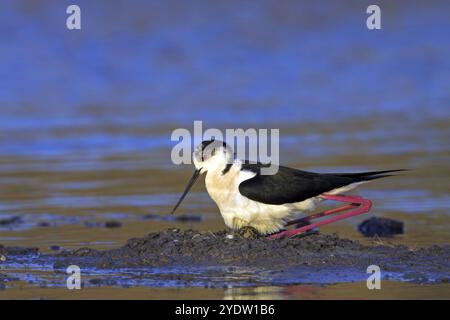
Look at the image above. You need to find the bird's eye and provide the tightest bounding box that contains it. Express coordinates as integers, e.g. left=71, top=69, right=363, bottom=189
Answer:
left=201, top=147, right=216, bottom=161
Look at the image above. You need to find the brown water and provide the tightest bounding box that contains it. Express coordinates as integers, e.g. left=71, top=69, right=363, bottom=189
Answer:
left=1, top=0, right=449, bottom=299
left=1, top=119, right=449, bottom=250
left=1, top=282, right=449, bottom=300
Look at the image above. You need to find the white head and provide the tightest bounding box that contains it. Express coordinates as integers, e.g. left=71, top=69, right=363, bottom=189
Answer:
left=170, top=139, right=233, bottom=215
left=193, top=139, right=233, bottom=174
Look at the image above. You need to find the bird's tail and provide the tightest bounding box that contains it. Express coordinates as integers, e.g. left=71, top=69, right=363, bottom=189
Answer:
left=332, top=169, right=408, bottom=182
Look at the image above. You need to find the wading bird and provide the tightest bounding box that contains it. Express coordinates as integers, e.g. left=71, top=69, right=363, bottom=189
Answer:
left=170, top=140, right=404, bottom=239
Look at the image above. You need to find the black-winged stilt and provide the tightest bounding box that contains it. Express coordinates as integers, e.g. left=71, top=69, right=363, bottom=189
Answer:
left=170, top=140, right=404, bottom=239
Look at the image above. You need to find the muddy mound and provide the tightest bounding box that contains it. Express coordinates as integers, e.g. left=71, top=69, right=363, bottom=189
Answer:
left=53, top=228, right=361, bottom=268
left=49, top=229, right=449, bottom=280
left=1, top=230, right=449, bottom=285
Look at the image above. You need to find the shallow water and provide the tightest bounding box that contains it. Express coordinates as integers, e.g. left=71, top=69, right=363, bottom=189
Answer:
left=0, top=1, right=449, bottom=299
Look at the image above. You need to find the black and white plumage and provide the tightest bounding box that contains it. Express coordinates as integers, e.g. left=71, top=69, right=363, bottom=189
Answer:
left=239, top=163, right=399, bottom=205
left=171, top=140, right=404, bottom=236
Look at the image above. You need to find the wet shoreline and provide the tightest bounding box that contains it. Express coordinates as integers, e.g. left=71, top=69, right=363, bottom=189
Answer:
left=1, top=229, right=448, bottom=292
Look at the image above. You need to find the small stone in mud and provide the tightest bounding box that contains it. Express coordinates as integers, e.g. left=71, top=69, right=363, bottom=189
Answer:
left=358, top=217, right=404, bottom=237
left=104, top=220, right=122, bottom=228
left=236, top=226, right=261, bottom=239
left=89, top=278, right=117, bottom=286
left=175, top=215, right=202, bottom=222
left=70, top=247, right=98, bottom=257
left=38, top=222, right=51, bottom=227
left=143, top=213, right=159, bottom=220
left=0, top=216, right=23, bottom=226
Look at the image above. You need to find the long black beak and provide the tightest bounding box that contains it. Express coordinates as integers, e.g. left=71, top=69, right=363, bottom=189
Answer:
left=170, top=168, right=201, bottom=215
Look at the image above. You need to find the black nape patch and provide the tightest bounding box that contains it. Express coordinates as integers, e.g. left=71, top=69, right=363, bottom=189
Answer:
left=200, top=139, right=215, bottom=151
left=222, top=163, right=233, bottom=175
left=200, top=139, right=228, bottom=151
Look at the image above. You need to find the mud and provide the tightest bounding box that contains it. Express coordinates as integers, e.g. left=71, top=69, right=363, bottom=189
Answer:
left=104, top=221, right=123, bottom=229
left=0, top=244, right=39, bottom=256
left=4, top=229, right=450, bottom=282
left=0, top=229, right=450, bottom=286
left=0, top=274, right=7, bottom=290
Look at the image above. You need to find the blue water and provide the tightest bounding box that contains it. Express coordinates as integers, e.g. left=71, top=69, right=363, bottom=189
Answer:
left=1, top=1, right=449, bottom=131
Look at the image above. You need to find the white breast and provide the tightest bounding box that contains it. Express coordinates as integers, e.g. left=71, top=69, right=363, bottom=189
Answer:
left=204, top=161, right=297, bottom=234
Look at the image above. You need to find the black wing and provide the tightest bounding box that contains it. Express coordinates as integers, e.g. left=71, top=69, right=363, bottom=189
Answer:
left=238, top=163, right=404, bottom=205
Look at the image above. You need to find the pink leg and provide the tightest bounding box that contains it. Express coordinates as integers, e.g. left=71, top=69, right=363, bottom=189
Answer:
left=268, top=194, right=372, bottom=240
left=285, top=204, right=356, bottom=226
